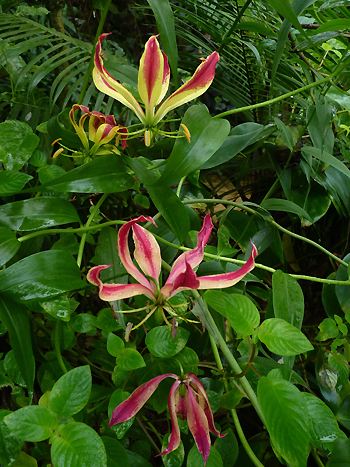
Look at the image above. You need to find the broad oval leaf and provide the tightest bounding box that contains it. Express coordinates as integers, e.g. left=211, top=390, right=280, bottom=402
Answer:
left=160, top=105, right=230, bottom=185
left=187, top=444, right=223, bottom=467
left=0, top=120, right=39, bottom=170
left=0, top=227, right=20, bottom=266
left=272, top=270, right=304, bottom=328
left=0, top=250, right=84, bottom=302
left=4, top=406, right=57, bottom=442
left=0, top=296, right=35, bottom=392
left=48, top=366, right=91, bottom=417
left=257, top=376, right=311, bottom=466
left=0, top=197, right=79, bottom=231
left=0, top=171, right=32, bottom=196
left=107, top=333, right=125, bottom=357
left=205, top=291, right=260, bottom=337
left=261, top=198, right=312, bottom=223
left=145, top=326, right=189, bottom=358
left=116, top=348, right=146, bottom=371
left=51, top=422, right=107, bottom=467
left=258, top=318, right=313, bottom=356
left=44, top=156, right=136, bottom=193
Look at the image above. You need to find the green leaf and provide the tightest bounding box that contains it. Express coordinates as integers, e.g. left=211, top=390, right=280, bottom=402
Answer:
left=48, top=366, right=91, bottom=417
left=51, top=422, right=107, bottom=467
left=335, top=253, right=350, bottom=313
left=107, top=333, right=125, bottom=357
left=268, top=0, right=301, bottom=28
left=214, top=429, right=239, bottom=467
left=0, top=250, right=84, bottom=302
left=0, top=197, right=79, bottom=231
left=272, top=271, right=304, bottom=328
left=4, top=406, right=57, bottom=442
left=205, top=291, right=260, bottom=337
left=162, top=440, right=184, bottom=467
left=117, top=348, right=146, bottom=371
left=258, top=318, right=313, bottom=356
left=0, top=296, right=35, bottom=392
left=203, top=123, right=270, bottom=169
left=186, top=444, right=223, bottom=467
left=102, top=436, right=130, bottom=467
left=261, top=198, right=312, bottom=222
left=0, top=227, right=20, bottom=266
left=316, top=318, right=339, bottom=341
left=302, top=393, right=344, bottom=449
left=145, top=326, right=189, bottom=358
left=147, top=0, right=178, bottom=81
left=11, top=451, right=38, bottom=466
left=0, top=121, right=39, bottom=170
left=0, top=420, right=22, bottom=466
left=0, top=171, right=32, bottom=196
left=302, top=147, right=350, bottom=180
left=160, top=105, right=230, bottom=185
left=327, top=438, right=350, bottom=466
left=44, top=156, right=135, bottom=193
left=257, top=376, right=311, bottom=466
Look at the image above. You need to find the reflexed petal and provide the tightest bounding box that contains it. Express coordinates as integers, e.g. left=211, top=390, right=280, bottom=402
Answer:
left=87, top=265, right=155, bottom=300
left=187, top=374, right=224, bottom=438
left=93, top=34, right=145, bottom=123
left=162, top=215, right=213, bottom=296
left=109, top=374, right=177, bottom=426
left=160, top=380, right=182, bottom=457
left=138, top=36, right=165, bottom=117
left=161, top=259, right=199, bottom=299
left=157, top=52, right=170, bottom=105
left=198, top=243, right=258, bottom=289
left=69, top=104, right=89, bottom=148
left=118, top=216, right=158, bottom=290
left=92, top=123, right=120, bottom=145
left=132, top=223, right=161, bottom=285
left=154, top=52, right=219, bottom=123
left=185, top=385, right=211, bottom=464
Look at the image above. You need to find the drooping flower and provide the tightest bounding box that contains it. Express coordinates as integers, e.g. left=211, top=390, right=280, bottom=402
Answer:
left=109, top=372, right=224, bottom=463
left=93, top=34, right=220, bottom=145
left=87, top=214, right=257, bottom=304
left=52, top=104, right=127, bottom=160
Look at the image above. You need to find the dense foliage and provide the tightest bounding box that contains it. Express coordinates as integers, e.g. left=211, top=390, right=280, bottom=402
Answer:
left=1, top=1, right=350, bottom=466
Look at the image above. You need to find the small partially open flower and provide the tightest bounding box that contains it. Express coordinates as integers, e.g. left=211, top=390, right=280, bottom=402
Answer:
left=52, top=104, right=127, bottom=161
left=93, top=34, right=219, bottom=145
left=109, top=372, right=224, bottom=463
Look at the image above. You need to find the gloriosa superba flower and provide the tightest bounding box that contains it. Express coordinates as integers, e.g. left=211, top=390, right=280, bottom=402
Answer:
left=93, top=33, right=220, bottom=146
left=87, top=214, right=258, bottom=331
left=52, top=104, right=127, bottom=161
left=109, top=372, right=224, bottom=464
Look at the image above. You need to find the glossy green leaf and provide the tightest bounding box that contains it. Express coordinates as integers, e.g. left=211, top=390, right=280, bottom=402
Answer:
left=258, top=318, right=313, bottom=356
left=162, top=440, right=184, bottom=467
left=0, top=171, right=32, bottom=196
left=51, top=422, right=107, bottom=467
left=107, top=333, right=125, bottom=357
left=147, top=0, right=178, bottom=80
left=0, top=251, right=84, bottom=302
left=327, top=438, right=350, bottom=466
left=214, top=429, right=239, bottom=467
left=48, top=366, right=91, bottom=417
left=187, top=445, right=223, bottom=467
left=11, top=451, right=38, bottom=466
left=0, top=120, right=39, bottom=170
left=258, top=375, right=311, bottom=466
left=302, top=147, right=350, bottom=180
left=0, top=421, right=22, bottom=466
left=316, top=318, right=339, bottom=341
left=205, top=291, right=260, bottom=337
left=0, top=227, right=20, bottom=266
left=4, top=406, right=57, bottom=442
left=160, top=105, right=230, bottom=184
left=145, top=326, right=189, bottom=358
left=116, top=349, right=146, bottom=371
left=302, top=393, right=345, bottom=449
left=0, top=296, right=35, bottom=392
left=203, top=123, right=270, bottom=169
left=335, top=253, right=350, bottom=313
left=261, top=198, right=312, bottom=222
left=0, top=197, right=79, bottom=231
left=272, top=271, right=304, bottom=328
left=44, top=156, right=135, bottom=193
left=102, top=437, right=130, bottom=467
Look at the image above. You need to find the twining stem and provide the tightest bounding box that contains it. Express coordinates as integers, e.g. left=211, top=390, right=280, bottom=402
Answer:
left=214, top=76, right=332, bottom=119
left=209, top=336, right=264, bottom=467
left=76, top=193, right=108, bottom=268
left=17, top=220, right=350, bottom=286
left=192, top=294, right=265, bottom=423
left=182, top=198, right=348, bottom=268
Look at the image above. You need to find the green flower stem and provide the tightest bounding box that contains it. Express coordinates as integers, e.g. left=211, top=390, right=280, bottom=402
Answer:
left=54, top=321, right=67, bottom=374
left=182, top=198, right=348, bottom=268
left=214, top=76, right=332, bottom=119
left=78, top=0, right=112, bottom=103
left=193, top=294, right=265, bottom=424
left=209, top=336, right=264, bottom=467
left=76, top=193, right=108, bottom=268
left=17, top=220, right=350, bottom=286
